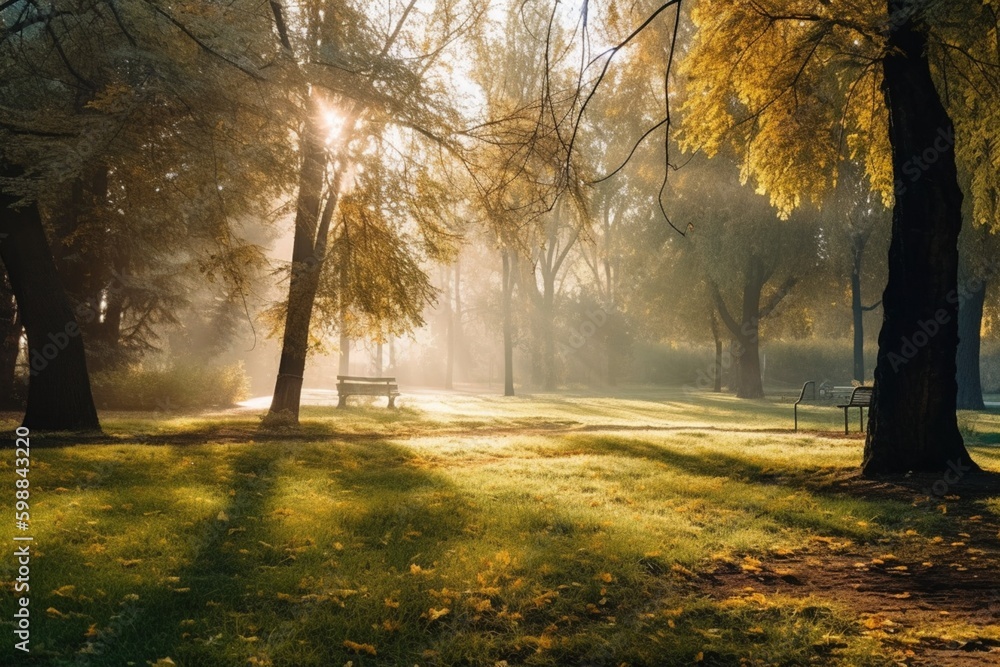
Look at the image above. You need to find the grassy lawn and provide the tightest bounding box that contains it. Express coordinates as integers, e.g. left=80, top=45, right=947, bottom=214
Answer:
left=2, top=388, right=1000, bottom=666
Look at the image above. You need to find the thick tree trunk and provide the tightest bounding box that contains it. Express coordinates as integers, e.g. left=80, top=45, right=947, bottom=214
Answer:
left=502, top=249, right=515, bottom=397
left=863, top=4, right=978, bottom=475
left=956, top=278, right=986, bottom=410
left=851, top=245, right=866, bottom=383
left=0, top=197, right=100, bottom=431
left=734, top=335, right=764, bottom=399
left=0, top=275, right=21, bottom=408
left=711, top=263, right=767, bottom=400
left=268, top=110, right=327, bottom=422
left=52, top=166, right=125, bottom=372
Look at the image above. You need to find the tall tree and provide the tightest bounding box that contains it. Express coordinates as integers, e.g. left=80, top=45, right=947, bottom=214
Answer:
left=0, top=190, right=99, bottom=430
left=863, top=1, right=976, bottom=474
left=265, top=0, right=481, bottom=422
left=676, top=160, right=818, bottom=398
left=1, top=0, right=286, bottom=428
left=672, top=0, right=989, bottom=473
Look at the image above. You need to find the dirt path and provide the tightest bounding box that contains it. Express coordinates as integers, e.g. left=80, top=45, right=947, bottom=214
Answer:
left=700, top=473, right=1000, bottom=666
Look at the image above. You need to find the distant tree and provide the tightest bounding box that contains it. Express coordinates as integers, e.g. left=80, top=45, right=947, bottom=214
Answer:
left=463, top=0, right=576, bottom=396
left=521, top=199, right=587, bottom=389
left=679, top=162, right=819, bottom=398
left=826, top=166, right=890, bottom=383
left=954, top=221, right=1000, bottom=410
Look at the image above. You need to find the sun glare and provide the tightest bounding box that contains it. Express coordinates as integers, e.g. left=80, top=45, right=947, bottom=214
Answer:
left=322, top=107, right=346, bottom=144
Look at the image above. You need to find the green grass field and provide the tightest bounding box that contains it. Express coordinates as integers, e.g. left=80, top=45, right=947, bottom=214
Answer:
left=2, top=388, right=1000, bottom=666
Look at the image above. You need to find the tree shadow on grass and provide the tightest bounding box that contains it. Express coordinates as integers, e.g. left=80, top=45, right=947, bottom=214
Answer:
left=20, top=439, right=474, bottom=667
left=550, top=434, right=1000, bottom=540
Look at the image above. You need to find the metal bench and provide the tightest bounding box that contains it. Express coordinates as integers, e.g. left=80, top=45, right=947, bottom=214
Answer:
left=336, top=375, right=399, bottom=408
left=829, top=386, right=857, bottom=403
left=837, top=386, right=873, bottom=435
left=794, top=381, right=873, bottom=433
left=793, top=381, right=817, bottom=432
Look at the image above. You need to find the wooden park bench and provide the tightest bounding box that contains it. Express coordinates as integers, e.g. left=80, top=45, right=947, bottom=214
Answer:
left=794, top=381, right=873, bottom=434
left=837, top=386, right=873, bottom=435
left=336, top=375, right=399, bottom=408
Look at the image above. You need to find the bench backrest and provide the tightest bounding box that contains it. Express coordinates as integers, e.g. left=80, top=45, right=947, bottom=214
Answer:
left=847, top=386, right=874, bottom=406
left=337, top=375, right=396, bottom=385
left=795, top=381, right=816, bottom=403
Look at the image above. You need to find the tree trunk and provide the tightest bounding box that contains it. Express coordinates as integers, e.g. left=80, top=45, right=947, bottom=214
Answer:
left=606, top=308, right=618, bottom=387
left=711, top=259, right=768, bottom=399
left=956, top=278, right=986, bottom=410
left=338, top=247, right=351, bottom=378
left=529, top=315, right=544, bottom=387
left=375, top=341, right=383, bottom=377
left=851, top=244, right=866, bottom=383
left=444, top=265, right=454, bottom=389
left=734, top=335, right=764, bottom=399
left=710, top=312, right=723, bottom=393
left=52, top=166, right=125, bottom=372
left=542, top=277, right=556, bottom=390
left=0, top=196, right=100, bottom=431
left=735, top=262, right=766, bottom=399
left=268, top=110, right=328, bottom=422
left=453, top=259, right=464, bottom=382
left=338, top=332, right=350, bottom=375
left=0, top=275, right=21, bottom=408
left=502, top=249, right=515, bottom=397
left=863, top=3, right=978, bottom=475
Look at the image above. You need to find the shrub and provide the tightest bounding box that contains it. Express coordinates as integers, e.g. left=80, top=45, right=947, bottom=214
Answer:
left=630, top=339, right=878, bottom=388
left=90, top=361, right=249, bottom=410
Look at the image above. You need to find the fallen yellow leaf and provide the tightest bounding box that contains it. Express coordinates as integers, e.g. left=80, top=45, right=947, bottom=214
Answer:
left=426, top=607, right=450, bottom=621
left=343, top=640, right=377, bottom=656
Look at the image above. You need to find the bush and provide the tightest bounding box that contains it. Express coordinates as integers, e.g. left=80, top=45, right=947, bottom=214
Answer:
left=91, top=361, right=250, bottom=410
left=630, top=342, right=716, bottom=386
left=630, top=339, right=877, bottom=388
left=979, top=342, right=1000, bottom=393
left=760, top=339, right=876, bottom=387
